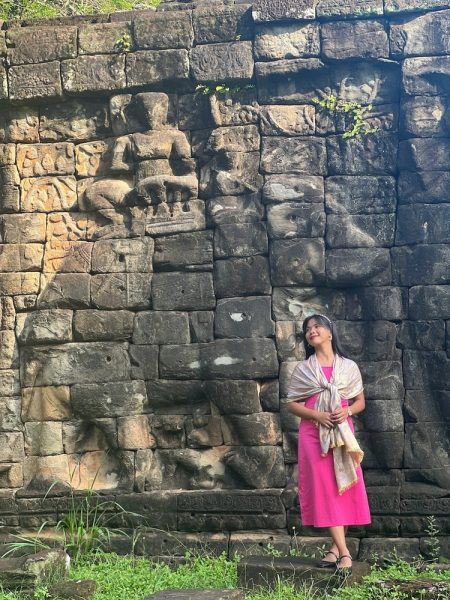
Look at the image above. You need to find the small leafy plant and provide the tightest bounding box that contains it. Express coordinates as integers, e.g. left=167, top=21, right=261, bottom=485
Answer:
left=313, top=94, right=380, bottom=138
left=195, top=83, right=255, bottom=97
left=424, top=515, right=441, bottom=563
left=115, top=32, right=132, bottom=53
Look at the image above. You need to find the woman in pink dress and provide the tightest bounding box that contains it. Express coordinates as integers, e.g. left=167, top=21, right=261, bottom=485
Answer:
left=285, top=314, right=371, bottom=574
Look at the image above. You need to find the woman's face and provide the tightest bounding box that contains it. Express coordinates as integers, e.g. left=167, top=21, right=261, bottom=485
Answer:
left=304, top=318, right=331, bottom=348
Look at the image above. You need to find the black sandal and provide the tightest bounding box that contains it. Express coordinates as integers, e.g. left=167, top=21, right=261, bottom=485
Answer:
left=336, top=554, right=352, bottom=575
left=317, top=550, right=339, bottom=568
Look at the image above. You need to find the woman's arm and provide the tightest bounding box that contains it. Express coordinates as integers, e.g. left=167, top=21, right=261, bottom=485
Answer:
left=285, top=399, right=334, bottom=429
left=331, top=391, right=366, bottom=425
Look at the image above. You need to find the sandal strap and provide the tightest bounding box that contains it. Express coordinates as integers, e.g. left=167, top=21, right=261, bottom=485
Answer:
left=325, top=550, right=339, bottom=560
left=338, top=554, right=352, bottom=561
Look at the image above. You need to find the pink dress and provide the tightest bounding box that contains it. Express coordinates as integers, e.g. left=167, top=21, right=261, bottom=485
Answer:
left=298, top=366, right=371, bottom=528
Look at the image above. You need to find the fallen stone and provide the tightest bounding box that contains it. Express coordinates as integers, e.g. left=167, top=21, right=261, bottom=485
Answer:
left=145, top=590, right=244, bottom=600
left=379, top=578, right=450, bottom=599
left=0, top=549, right=68, bottom=592
left=49, top=579, right=97, bottom=600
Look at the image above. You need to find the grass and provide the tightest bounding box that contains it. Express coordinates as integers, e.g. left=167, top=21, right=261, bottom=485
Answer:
left=0, top=551, right=448, bottom=600
left=0, top=0, right=161, bottom=20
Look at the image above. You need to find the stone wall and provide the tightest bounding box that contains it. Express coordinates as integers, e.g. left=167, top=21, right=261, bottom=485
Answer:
left=0, top=0, right=449, bottom=556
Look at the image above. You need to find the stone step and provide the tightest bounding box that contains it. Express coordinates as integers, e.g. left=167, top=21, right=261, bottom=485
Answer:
left=145, top=590, right=244, bottom=600
left=237, top=555, right=371, bottom=590
left=0, top=549, right=68, bottom=592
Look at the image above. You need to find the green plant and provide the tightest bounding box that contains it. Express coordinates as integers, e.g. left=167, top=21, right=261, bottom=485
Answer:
left=0, top=0, right=161, bottom=20
left=424, top=515, right=441, bottom=563
left=312, top=94, right=380, bottom=138
left=115, top=31, right=132, bottom=53
left=1, top=522, right=52, bottom=558
left=195, top=83, right=255, bottom=97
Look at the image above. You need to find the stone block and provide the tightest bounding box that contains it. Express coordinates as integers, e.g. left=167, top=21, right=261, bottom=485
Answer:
left=39, top=100, right=110, bottom=143
left=118, top=415, right=154, bottom=450
left=326, top=247, right=391, bottom=286
left=252, top=0, right=316, bottom=21
left=322, top=20, right=388, bottom=60
left=206, top=194, right=265, bottom=226
left=0, top=243, right=43, bottom=272
left=0, top=165, right=19, bottom=186
left=21, top=176, right=77, bottom=212
left=0, top=63, right=7, bottom=100
left=91, top=273, right=152, bottom=309
left=152, top=272, right=215, bottom=310
left=275, top=321, right=298, bottom=362
left=405, top=422, right=450, bottom=476
left=147, top=589, right=243, bottom=600
left=159, top=338, right=279, bottom=380
left=214, top=223, right=268, bottom=258
left=0, top=105, right=39, bottom=143
left=189, top=311, right=214, bottom=343
left=215, top=297, right=274, bottom=339
left=0, top=397, right=21, bottom=431
left=225, top=446, right=286, bottom=488
left=74, top=310, right=134, bottom=342
left=191, top=42, right=254, bottom=82
left=399, top=138, right=450, bottom=171
left=222, top=414, right=281, bottom=446
left=261, top=137, right=326, bottom=175
left=63, top=419, right=116, bottom=453
left=357, top=432, right=404, bottom=469
left=326, top=214, right=395, bottom=248
left=403, top=350, right=450, bottom=390
left=38, top=273, right=90, bottom=309
left=0, top=371, right=20, bottom=397
left=91, top=238, right=153, bottom=274
left=61, top=55, right=126, bottom=93
left=135, top=529, right=228, bottom=558
left=199, top=125, right=260, bottom=156
left=209, top=89, right=260, bottom=128
left=272, top=286, right=346, bottom=321
left=261, top=105, right=315, bottom=136
left=400, top=96, right=449, bottom=138
left=361, top=398, right=404, bottom=433
left=392, top=245, right=450, bottom=286
left=72, top=380, right=146, bottom=418
left=270, top=238, right=325, bottom=286
left=325, top=176, right=396, bottom=215
left=360, top=360, right=404, bottom=400
left=21, top=342, right=131, bottom=387
left=0, top=144, right=15, bottom=165
left=207, top=381, right=262, bottom=415
left=16, top=309, right=72, bottom=345
left=403, top=56, right=450, bottom=96
left=14, top=295, right=38, bottom=312
left=129, top=345, right=159, bottom=380
left=214, top=256, right=271, bottom=298
left=397, top=205, right=450, bottom=245
left=178, top=94, right=215, bottom=131
left=0, top=432, right=24, bottom=463
left=399, top=321, right=446, bottom=352
left=6, top=26, right=77, bottom=65
left=409, top=285, right=450, bottom=319
left=385, top=0, right=450, bottom=14
left=8, top=61, right=63, bottom=101
left=327, top=133, right=398, bottom=175
left=126, top=50, right=190, bottom=88
left=0, top=330, right=17, bottom=369
left=21, top=386, right=71, bottom=422
left=186, top=415, right=223, bottom=448
left=134, top=311, right=190, bottom=345
left=150, top=416, right=186, bottom=449
left=0, top=297, right=15, bottom=331
left=194, top=5, right=253, bottom=44
left=260, top=380, right=280, bottom=412
left=17, top=143, right=75, bottom=179
left=336, top=320, right=399, bottom=362
left=317, top=1, right=384, bottom=18
left=267, top=203, right=325, bottom=239
left=75, top=139, right=116, bottom=178
left=43, top=240, right=92, bottom=273
left=200, top=152, right=263, bottom=199
left=0, top=187, right=19, bottom=212
left=263, top=175, right=324, bottom=204
left=134, top=12, right=193, bottom=49
left=78, top=22, right=133, bottom=54
left=154, top=231, right=213, bottom=271
left=24, top=422, right=63, bottom=456
left=255, top=23, right=319, bottom=61
left=0, top=463, right=23, bottom=489
left=146, top=380, right=209, bottom=414
left=345, top=286, right=407, bottom=321
left=0, top=273, right=40, bottom=297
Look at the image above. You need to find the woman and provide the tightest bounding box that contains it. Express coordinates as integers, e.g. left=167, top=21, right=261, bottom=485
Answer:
left=285, top=314, right=371, bottom=573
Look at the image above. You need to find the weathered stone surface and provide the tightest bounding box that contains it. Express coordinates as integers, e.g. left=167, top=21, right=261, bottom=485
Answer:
left=73, top=310, right=133, bottom=342
left=325, top=176, right=396, bottom=215
left=0, top=165, right=19, bottom=187
left=0, top=106, right=39, bottom=143
left=21, top=343, right=131, bottom=387
left=336, top=320, right=399, bottom=362
left=146, top=589, right=243, bottom=600
left=118, top=415, right=154, bottom=450
left=42, top=240, right=92, bottom=273
left=0, top=144, right=15, bottom=166
left=8, top=62, right=63, bottom=101
left=152, top=272, right=215, bottom=310
left=399, top=138, right=450, bottom=172
left=0, top=297, right=15, bottom=330
left=0, top=432, right=24, bottom=462
left=72, top=381, right=146, bottom=418
left=346, top=287, right=407, bottom=320
left=392, top=245, right=450, bottom=285
left=39, top=101, right=110, bottom=143
left=206, top=194, right=264, bottom=226
left=207, top=381, right=262, bottom=415
left=129, top=345, right=159, bottom=380
left=126, top=50, right=190, bottom=88
left=385, top=0, right=450, bottom=14
left=134, top=12, right=193, bottom=49
left=134, top=311, right=190, bottom=345
left=263, top=175, right=324, bottom=204
left=270, top=239, right=325, bottom=286
left=276, top=321, right=300, bottom=362
left=400, top=96, right=450, bottom=138
left=358, top=432, right=404, bottom=469
left=209, top=89, right=259, bottom=128
left=24, top=422, right=63, bottom=456
left=0, top=397, right=21, bottom=431
left=160, top=338, right=278, bottom=380
left=253, top=0, right=316, bottom=22
left=0, top=273, right=39, bottom=297
left=214, top=256, right=271, bottom=298
left=0, top=462, right=23, bottom=488
left=0, top=371, right=20, bottom=398
left=49, top=580, right=97, bottom=600
left=21, top=386, right=71, bottom=422
left=61, top=55, right=126, bottom=93
left=327, top=133, right=397, bottom=176
left=16, top=309, right=72, bottom=345
left=189, top=311, right=214, bottom=343
left=186, top=415, right=223, bottom=448
left=272, top=287, right=346, bottom=321
left=91, top=238, right=153, bottom=273
left=403, top=56, right=450, bottom=95
left=0, top=186, right=19, bottom=212
left=359, top=361, right=404, bottom=400
left=396, top=204, right=450, bottom=245
left=200, top=152, right=263, bottom=198
left=405, top=423, right=450, bottom=485
left=197, top=125, right=260, bottom=156
left=151, top=415, right=185, bottom=449
left=154, top=231, right=213, bottom=271
left=255, top=23, right=319, bottom=61
left=398, top=171, right=450, bottom=204
left=409, top=285, right=450, bottom=319
left=326, top=214, right=395, bottom=248
left=6, top=26, right=77, bottom=65
left=317, top=0, right=384, bottom=18
left=403, top=350, right=450, bottom=390
left=326, top=248, right=391, bottom=285
left=0, top=243, right=43, bottom=273
left=222, top=414, right=281, bottom=446
left=322, top=20, right=388, bottom=60
left=214, top=223, right=268, bottom=258
left=191, top=42, right=254, bottom=82
left=145, top=380, right=209, bottom=414
left=215, top=297, right=274, bottom=338
left=261, top=137, right=326, bottom=175
left=194, top=6, right=253, bottom=44
left=91, top=273, right=152, bottom=309
left=0, top=63, right=6, bottom=100
left=78, top=22, right=132, bottom=55
left=267, top=203, right=325, bottom=239
left=20, top=176, right=77, bottom=213
left=261, top=105, right=315, bottom=136
left=38, top=273, right=90, bottom=309
left=398, top=321, right=445, bottom=352
left=0, top=549, right=69, bottom=592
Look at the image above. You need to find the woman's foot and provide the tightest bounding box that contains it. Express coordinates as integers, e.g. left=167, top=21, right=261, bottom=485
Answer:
left=337, top=554, right=352, bottom=575
left=317, top=550, right=339, bottom=568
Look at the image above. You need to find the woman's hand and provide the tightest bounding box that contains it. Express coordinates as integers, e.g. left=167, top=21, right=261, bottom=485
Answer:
left=331, top=406, right=348, bottom=425
left=314, top=411, right=335, bottom=429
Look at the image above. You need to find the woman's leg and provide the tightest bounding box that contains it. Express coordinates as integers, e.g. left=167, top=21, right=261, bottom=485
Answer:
left=328, top=526, right=351, bottom=567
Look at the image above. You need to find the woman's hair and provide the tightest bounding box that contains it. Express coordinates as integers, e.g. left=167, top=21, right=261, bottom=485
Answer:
left=302, top=314, right=348, bottom=359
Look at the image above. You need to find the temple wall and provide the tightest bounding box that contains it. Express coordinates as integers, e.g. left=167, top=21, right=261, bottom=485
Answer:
left=0, top=0, right=449, bottom=558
